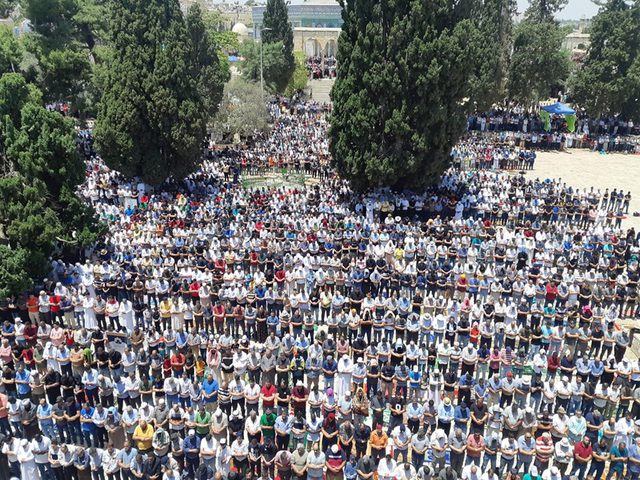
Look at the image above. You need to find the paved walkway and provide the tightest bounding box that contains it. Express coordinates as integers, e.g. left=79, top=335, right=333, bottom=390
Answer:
left=308, top=78, right=335, bottom=103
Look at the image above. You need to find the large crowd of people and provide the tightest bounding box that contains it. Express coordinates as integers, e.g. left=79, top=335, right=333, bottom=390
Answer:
left=306, top=56, right=337, bottom=79
left=1, top=100, right=640, bottom=480
left=466, top=110, right=640, bottom=154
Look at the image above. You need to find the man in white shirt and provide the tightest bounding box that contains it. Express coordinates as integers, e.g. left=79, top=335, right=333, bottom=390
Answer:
left=461, top=463, right=481, bottom=480
left=199, top=432, right=218, bottom=468
left=230, top=432, right=249, bottom=474
left=377, top=453, right=397, bottom=480
left=1, top=433, right=20, bottom=478
left=31, top=433, right=52, bottom=480
left=394, top=461, right=417, bottom=480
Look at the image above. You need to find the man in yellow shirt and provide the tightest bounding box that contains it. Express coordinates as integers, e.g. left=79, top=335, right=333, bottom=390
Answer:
left=132, top=420, right=155, bottom=454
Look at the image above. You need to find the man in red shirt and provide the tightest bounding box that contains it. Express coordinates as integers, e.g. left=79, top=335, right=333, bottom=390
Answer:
left=49, top=294, right=61, bottom=323
left=23, top=320, right=38, bottom=346
left=545, top=281, right=558, bottom=303
left=291, top=381, right=309, bottom=414
left=170, top=351, right=185, bottom=375
left=466, top=431, right=485, bottom=465
left=260, top=380, right=277, bottom=409
left=572, top=436, right=593, bottom=479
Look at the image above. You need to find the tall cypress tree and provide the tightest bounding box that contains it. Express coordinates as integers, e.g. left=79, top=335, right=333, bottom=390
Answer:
left=95, top=0, right=222, bottom=184
left=470, top=0, right=517, bottom=111
left=330, top=0, right=483, bottom=191
left=506, top=0, right=571, bottom=105
left=261, top=0, right=295, bottom=93
left=571, top=0, right=640, bottom=120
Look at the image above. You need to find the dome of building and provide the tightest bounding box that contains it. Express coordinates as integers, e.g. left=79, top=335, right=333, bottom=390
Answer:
left=232, top=22, right=249, bottom=37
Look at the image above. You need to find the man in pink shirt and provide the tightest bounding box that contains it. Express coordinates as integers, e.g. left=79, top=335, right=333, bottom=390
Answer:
left=466, top=431, right=485, bottom=466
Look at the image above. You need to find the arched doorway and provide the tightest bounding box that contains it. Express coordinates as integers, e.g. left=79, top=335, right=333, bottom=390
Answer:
left=304, top=38, right=321, bottom=57
left=324, top=39, right=337, bottom=57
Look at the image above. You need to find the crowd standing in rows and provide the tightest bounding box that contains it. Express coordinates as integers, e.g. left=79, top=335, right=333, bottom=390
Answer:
left=2, top=101, right=640, bottom=480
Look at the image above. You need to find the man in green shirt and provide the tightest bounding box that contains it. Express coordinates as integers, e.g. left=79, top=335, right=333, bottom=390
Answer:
left=194, top=405, right=211, bottom=437
left=260, top=407, right=277, bottom=439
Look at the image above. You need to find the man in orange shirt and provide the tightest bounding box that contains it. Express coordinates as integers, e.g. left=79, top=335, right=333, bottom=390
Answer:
left=369, top=423, right=388, bottom=463
left=170, top=350, right=185, bottom=376
left=26, top=294, right=39, bottom=323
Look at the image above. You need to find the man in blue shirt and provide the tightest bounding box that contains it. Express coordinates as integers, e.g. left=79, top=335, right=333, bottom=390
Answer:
left=116, top=441, right=138, bottom=476
left=627, top=438, right=640, bottom=480
left=183, top=429, right=201, bottom=478
left=36, top=398, right=56, bottom=439
left=322, top=355, right=337, bottom=390
left=202, top=373, right=219, bottom=410
left=437, top=397, right=455, bottom=434
left=274, top=410, right=294, bottom=451
left=608, top=441, right=628, bottom=480
left=80, top=402, right=96, bottom=448
left=14, top=365, right=31, bottom=399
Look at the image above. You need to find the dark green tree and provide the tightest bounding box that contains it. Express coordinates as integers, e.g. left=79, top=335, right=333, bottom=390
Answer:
left=524, top=0, right=569, bottom=20
left=20, top=0, right=102, bottom=106
left=240, top=40, right=291, bottom=93
left=19, top=0, right=107, bottom=111
left=507, top=1, right=571, bottom=105
left=95, top=0, right=223, bottom=184
left=0, top=245, right=33, bottom=298
left=0, top=0, right=17, bottom=17
left=329, top=0, right=482, bottom=191
left=0, top=73, right=40, bottom=133
left=185, top=4, right=228, bottom=120
left=571, top=0, right=640, bottom=120
left=0, top=76, right=102, bottom=287
left=261, top=0, right=295, bottom=93
left=0, top=26, right=22, bottom=74
left=470, top=0, right=517, bottom=110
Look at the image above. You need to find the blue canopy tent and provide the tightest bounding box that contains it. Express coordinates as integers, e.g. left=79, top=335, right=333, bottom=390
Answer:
left=540, top=102, right=576, bottom=132
left=541, top=102, right=576, bottom=115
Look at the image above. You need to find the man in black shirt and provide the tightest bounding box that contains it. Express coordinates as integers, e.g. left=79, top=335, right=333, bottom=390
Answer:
left=388, top=394, right=405, bottom=434
left=354, top=422, right=371, bottom=459
left=470, top=398, right=488, bottom=434
left=356, top=454, right=377, bottom=480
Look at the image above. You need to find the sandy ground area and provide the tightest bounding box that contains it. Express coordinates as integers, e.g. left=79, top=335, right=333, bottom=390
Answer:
left=527, top=149, right=640, bottom=230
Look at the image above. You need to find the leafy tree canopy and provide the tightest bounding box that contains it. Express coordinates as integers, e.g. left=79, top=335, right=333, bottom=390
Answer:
left=95, top=0, right=224, bottom=184
left=285, top=51, right=309, bottom=97
left=0, top=0, right=17, bottom=18
left=329, top=0, right=483, bottom=191
left=0, top=25, right=22, bottom=75
left=571, top=0, right=640, bottom=120
left=507, top=19, right=571, bottom=105
left=524, top=0, right=568, bottom=21
left=240, top=40, right=291, bottom=94
left=469, top=0, right=517, bottom=111
left=212, top=78, right=271, bottom=140
left=0, top=73, right=102, bottom=290
left=261, top=0, right=295, bottom=93
left=0, top=245, right=33, bottom=298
